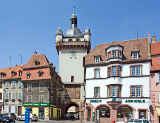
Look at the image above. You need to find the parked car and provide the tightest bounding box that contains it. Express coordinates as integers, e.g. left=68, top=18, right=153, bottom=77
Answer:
left=2, top=113, right=15, bottom=123
left=31, top=114, right=38, bottom=122
left=17, top=114, right=25, bottom=121
left=127, top=119, right=150, bottom=123
left=0, top=114, right=3, bottom=122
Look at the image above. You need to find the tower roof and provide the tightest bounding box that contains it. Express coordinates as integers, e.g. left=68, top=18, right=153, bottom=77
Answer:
left=65, top=14, right=83, bottom=37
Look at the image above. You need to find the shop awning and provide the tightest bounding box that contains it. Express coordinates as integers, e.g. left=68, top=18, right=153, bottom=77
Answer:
left=156, top=108, right=160, bottom=116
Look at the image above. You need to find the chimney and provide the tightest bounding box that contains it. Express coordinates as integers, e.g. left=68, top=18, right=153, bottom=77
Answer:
left=152, top=35, right=157, bottom=43
left=146, top=34, right=151, bottom=42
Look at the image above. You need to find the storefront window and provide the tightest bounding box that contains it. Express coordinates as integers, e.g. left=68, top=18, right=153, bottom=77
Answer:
left=139, top=110, right=146, bottom=119
left=97, top=106, right=110, bottom=118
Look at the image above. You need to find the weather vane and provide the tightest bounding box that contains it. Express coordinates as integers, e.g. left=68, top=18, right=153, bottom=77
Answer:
left=73, top=5, right=76, bottom=14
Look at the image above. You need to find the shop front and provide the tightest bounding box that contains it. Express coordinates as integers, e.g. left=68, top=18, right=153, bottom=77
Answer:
left=22, top=103, right=59, bottom=120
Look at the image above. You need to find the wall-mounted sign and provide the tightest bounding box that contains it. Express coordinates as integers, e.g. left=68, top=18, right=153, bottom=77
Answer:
left=90, top=100, right=102, bottom=103
left=125, top=99, right=145, bottom=103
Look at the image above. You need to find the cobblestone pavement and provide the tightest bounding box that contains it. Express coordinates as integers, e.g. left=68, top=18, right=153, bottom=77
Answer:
left=16, top=120, right=95, bottom=123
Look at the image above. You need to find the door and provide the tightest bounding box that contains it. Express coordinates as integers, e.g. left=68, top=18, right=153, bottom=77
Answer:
left=39, top=107, right=45, bottom=120
left=18, top=106, right=22, bottom=116
left=87, top=109, right=91, bottom=121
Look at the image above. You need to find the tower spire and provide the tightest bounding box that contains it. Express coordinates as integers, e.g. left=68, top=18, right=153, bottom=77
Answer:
left=71, top=6, right=77, bottom=28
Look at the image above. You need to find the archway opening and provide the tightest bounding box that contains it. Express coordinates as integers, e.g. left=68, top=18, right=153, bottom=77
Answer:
left=65, top=103, right=79, bottom=120
left=117, top=105, right=133, bottom=121
left=96, top=106, right=110, bottom=119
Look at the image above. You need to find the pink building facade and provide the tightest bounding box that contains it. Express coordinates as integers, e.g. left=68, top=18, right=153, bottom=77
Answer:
left=151, top=39, right=160, bottom=123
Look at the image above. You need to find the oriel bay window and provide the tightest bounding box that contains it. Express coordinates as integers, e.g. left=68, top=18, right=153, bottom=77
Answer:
left=130, top=86, right=142, bottom=97
left=108, top=65, right=121, bottom=77
left=107, top=85, right=121, bottom=97
left=107, top=50, right=122, bottom=59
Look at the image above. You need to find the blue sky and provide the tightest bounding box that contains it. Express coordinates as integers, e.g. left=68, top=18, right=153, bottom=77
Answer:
left=0, top=0, right=160, bottom=71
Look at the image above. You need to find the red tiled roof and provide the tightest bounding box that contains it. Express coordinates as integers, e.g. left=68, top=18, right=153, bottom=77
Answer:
left=85, top=38, right=150, bottom=65
left=0, top=65, right=23, bottom=79
left=23, top=52, right=50, bottom=68
left=151, top=42, right=160, bottom=71
left=22, top=52, right=52, bottom=80
left=151, top=42, right=160, bottom=56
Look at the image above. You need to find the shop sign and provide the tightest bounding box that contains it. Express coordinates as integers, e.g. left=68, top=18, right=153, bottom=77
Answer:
left=125, top=99, right=145, bottom=103
left=23, top=102, right=50, bottom=107
left=90, top=100, right=102, bottom=103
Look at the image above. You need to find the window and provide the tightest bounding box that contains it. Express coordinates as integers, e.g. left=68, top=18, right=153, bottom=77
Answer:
left=130, top=86, right=142, bottom=97
left=26, top=73, right=31, bottom=79
left=155, top=73, right=160, bottom=84
left=95, top=56, right=101, bottom=63
left=18, top=71, right=22, bottom=76
left=38, top=71, right=43, bottom=77
left=39, top=82, right=48, bottom=92
left=40, top=95, right=44, bottom=103
left=94, top=69, right=100, bottom=78
left=28, top=83, right=32, bottom=92
left=107, top=85, right=121, bottom=97
left=28, top=95, right=32, bottom=102
left=5, top=81, right=9, bottom=88
left=94, top=87, right=100, bottom=98
left=112, top=66, right=117, bottom=76
left=18, top=92, right=22, bottom=100
left=11, top=81, right=16, bottom=88
left=112, top=50, right=116, bottom=58
left=131, top=51, right=139, bottom=59
left=71, top=76, right=74, bottom=82
left=97, top=106, right=110, bottom=118
left=18, top=81, right=23, bottom=88
left=130, top=65, right=142, bottom=76
left=0, top=82, right=2, bottom=88
left=35, top=60, right=40, bottom=65
left=108, top=65, right=121, bottom=77
left=139, top=110, right=146, bottom=119
left=0, top=93, right=2, bottom=99
left=0, top=72, right=6, bottom=78
left=118, top=51, right=122, bottom=57
left=5, top=92, right=9, bottom=99
left=11, top=93, right=16, bottom=99
left=11, top=71, right=16, bottom=77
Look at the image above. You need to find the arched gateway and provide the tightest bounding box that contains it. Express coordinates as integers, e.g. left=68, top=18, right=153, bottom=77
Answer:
left=65, top=102, right=79, bottom=120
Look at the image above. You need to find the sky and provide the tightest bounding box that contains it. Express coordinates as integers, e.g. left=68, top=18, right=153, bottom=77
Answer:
left=0, top=0, right=160, bottom=72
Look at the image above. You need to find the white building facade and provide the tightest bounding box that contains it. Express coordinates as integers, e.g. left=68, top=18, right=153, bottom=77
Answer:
left=84, top=38, right=151, bottom=122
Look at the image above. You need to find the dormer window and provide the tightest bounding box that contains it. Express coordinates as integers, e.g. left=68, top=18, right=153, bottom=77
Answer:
left=18, top=71, right=22, bottom=76
left=38, top=71, right=43, bottom=77
left=131, top=51, right=139, bottom=59
left=106, top=45, right=123, bottom=61
left=11, top=71, right=16, bottom=77
left=95, top=56, right=101, bottom=63
left=26, top=73, right=31, bottom=79
left=0, top=72, right=6, bottom=78
left=35, top=60, right=40, bottom=65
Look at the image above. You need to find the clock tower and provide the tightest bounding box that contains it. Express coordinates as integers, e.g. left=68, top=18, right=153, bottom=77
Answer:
left=56, top=14, right=91, bottom=118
